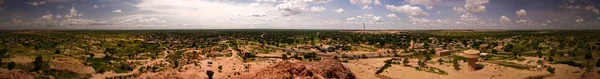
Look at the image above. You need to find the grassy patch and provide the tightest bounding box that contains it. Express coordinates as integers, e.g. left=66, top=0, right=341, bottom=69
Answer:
left=413, top=67, right=448, bottom=75
left=553, top=61, right=582, bottom=67
left=494, top=61, right=530, bottom=70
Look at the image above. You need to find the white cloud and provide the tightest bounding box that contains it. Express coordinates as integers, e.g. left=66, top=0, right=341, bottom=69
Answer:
left=347, top=14, right=383, bottom=23
left=405, top=0, right=441, bottom=9
left=349, top=0, right=381, bottom=9
left=387, top=14, right=400, bottom=20
left=249, top=13, right=267, bottom=17
left=113, top=10, right=122, bottom=13
left=452, top=0, right=489, bottom=14
left=56, top=5, right=64, bottom=9
left=27, top=1, right=47, bottom=6
left=131, top=0, right=333, bottom=29
left=333, top=8, right=345, bottom=14
left=575, top=18, right=585, bottom=23
left=310, top=6, right=326, bottom=12
left=585, top=6, right=599, bottom=15
left=500, top=16, right=511, bottom=23
left=255, top=0, right=277, bottom=3
left=349, top=0, right=373, bottom=5
left=460, top=13, right=479, bottom=21
left=39, top=13, right=53, bottom=20
left=385, top=5, right=429, bottom=17
left=464, top=4, right=486, bottom=13
left=93, top=5, right=106, bottom=8
left=346, top=17, right=357, bottom=21
left=65, top=7, right=83, bottom=18
left=275, top=0, right=332, bottom=16
left=453, top=7, right=468, bottom=14
left=361, top=5, right=372, bottom=10
left=516, top=9, right=527, bottom=16
left=374, top=0, right=381, bottom=5
left=516, top=19, right=528, bottom=23
left=466, top=0, right=489, bottom=5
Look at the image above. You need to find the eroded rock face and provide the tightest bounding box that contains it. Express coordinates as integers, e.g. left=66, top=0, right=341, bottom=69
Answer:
left=50, top=58, right=95, bottom=75
left=232, top=59, right=356, bottom=79
left=0, top=69, right=35, bottom=79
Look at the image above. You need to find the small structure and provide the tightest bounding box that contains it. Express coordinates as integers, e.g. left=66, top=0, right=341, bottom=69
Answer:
left=436, top=50, right=452, bottom=56
left=462, top=49, right=481, bottom=71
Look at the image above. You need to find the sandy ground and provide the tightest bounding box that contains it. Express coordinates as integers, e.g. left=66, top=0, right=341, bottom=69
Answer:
left=135, top=46, right=280, bottom=79
left=5, top=56, right=34, bottom=64
left=342, top=57, right=594, bottom=79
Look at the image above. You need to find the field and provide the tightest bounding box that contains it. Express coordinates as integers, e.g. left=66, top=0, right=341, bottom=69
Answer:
left=0, top=30, right=599, bottom=79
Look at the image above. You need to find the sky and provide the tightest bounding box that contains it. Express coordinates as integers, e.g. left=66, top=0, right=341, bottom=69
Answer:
left=0, top=0, right=600, bottom=30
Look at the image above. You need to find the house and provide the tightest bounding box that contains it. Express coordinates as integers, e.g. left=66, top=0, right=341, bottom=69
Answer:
left=436, top=50, right=452, bottom=56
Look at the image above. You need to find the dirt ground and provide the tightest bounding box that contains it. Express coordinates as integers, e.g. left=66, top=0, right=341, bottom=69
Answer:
left=343, top=57, right=596, bottom=79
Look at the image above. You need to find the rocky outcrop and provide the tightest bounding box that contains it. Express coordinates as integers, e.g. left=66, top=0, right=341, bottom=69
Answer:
left=232, top=59, right=356, bottom=79
left=50, top=58, right=95, bottom=75
left=0, top=69, right=35, bottom=79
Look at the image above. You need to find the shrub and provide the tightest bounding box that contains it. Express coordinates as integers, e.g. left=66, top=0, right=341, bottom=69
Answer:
left=555, top=61, right=582, bottom=67
left=33, top=56, right=47, bottom=71
left=453, top=60, right=460, bottom=71
left=402, top=58, right=409, bottom=65
left=546, top=66, right=555, bottom=74
left=218, top=65, right=223, bottom=72
left=8, top=61, right=16, bottom=70
left=375, top=59, right=392, bottom=74
left=206, top=70, right=214, bottom=79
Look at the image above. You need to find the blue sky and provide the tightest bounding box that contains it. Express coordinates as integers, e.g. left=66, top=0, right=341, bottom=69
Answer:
left=0, top=0, right=599, bottom=30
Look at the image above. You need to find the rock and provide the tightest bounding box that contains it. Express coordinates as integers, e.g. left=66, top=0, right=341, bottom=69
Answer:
left=231, top=59, right=356, bottom=79
left=0, top=69, right=35, bottom=79
left=49, top=58, right=96, bottom=75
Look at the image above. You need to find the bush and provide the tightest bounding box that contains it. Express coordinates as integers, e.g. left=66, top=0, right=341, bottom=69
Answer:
left=403, top=58, right=409, bottom=65
left=218, top=65, right=223, bottom=72
left=206, top=70, right=214, bottom=79
left=452, top=60, right=460, bottom=71
left=8, top=61, right=16, bottom=70
left=375, top=59, right=392, bottom=74
left=281, top=54, right=288, bottom=60
left=555, top=61, right=582, bottom=67
left=33, top=56, right=48, bottom=71
left=546, top=66, right=555, bottom=74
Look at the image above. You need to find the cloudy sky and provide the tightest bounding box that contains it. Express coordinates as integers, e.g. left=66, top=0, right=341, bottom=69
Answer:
left=0, top=0, right=599, bottom=30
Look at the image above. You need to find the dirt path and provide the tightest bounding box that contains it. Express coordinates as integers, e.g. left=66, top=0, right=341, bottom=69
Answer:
left=91, top=43, right=172, bottom=79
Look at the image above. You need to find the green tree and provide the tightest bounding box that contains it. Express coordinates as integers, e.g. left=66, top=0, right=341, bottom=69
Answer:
left=218, top=65, right=223, bottom=72
left=596, top=58, right=600, bottom=67
left=549, top=49, right=557, bottom=57
left=437, top=59, right=444, bottom=65
left=504, top=44, right=513, bottom=52
left=33, top=56, right=46, bottom=71
left=281, top=54, right=288, bottom=60
left=54, top=49, right=61, bottom=54
left=536, top=51, right=543, bottom=58
left=402, top=58, right=409, bottom=66
left=206, top=70, right=214, bottom=79
left=0, top=48, right=7, bottom=55
left=453, top=60, right=460, bottom=71
left=417, top=60, right=426, bottom=67
left=8, top=61, right=16, bottom=70
left=546, top=66, right=555, bottom=74
left=548, top=56, right=554, bottom=62
left=585, top=52, right=592, bottom=60
left=491, top=49, right=498, bottom=54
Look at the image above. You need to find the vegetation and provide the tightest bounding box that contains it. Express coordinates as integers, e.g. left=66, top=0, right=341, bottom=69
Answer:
left=206, top=70, right=214, bottom=79
left=375, top=59, right=393, bottom=74
left=0, top=30, right=599, bottom=78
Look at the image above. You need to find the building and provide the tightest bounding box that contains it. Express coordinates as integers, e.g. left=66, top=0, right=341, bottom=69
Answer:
left=462, top=49, right=481, bottom=71
left=436, top=50, right=452, bottom=56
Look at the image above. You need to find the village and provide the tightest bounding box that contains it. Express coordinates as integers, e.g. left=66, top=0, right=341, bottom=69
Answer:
left=0, top=30, right=598, bottom=79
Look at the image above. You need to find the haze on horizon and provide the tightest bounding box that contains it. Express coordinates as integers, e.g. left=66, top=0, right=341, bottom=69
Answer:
left=1, top=0, right=600, bottom=30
